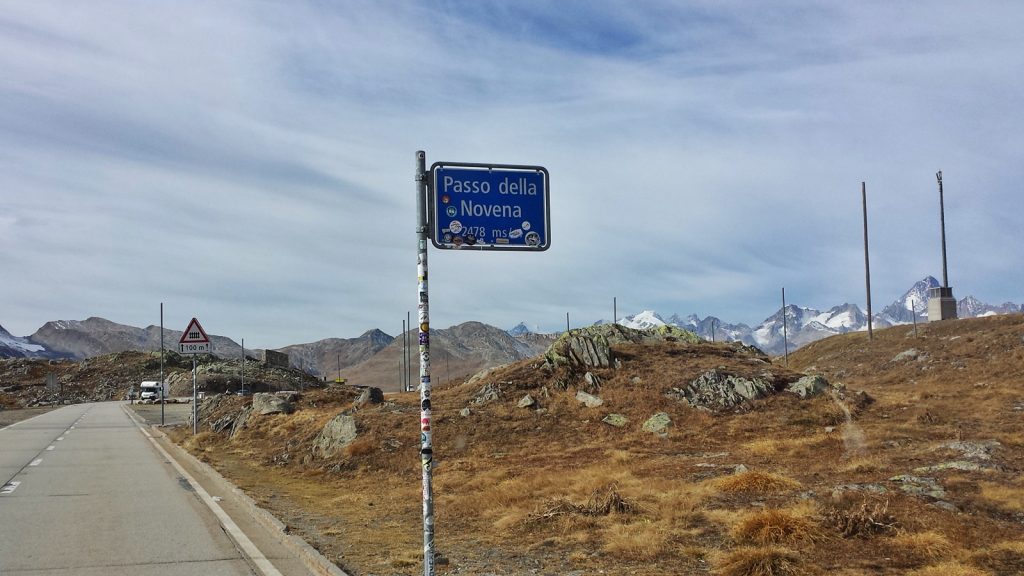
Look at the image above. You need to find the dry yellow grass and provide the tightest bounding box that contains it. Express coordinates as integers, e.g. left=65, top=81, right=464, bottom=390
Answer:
left=600, top=521, right=669, bottom=560
left=715, top=546, right=808, bottom=576
left=743, top=433, right=841, bottom=459
left=977, top=480, right=1024, bottom=513
left=893, top=531, right=957, bottom=563
left=713, top=471, right=802, bottom=495
left=733, top=505, right=820, bottom=545
left=906, top=561, right=990, bottom=576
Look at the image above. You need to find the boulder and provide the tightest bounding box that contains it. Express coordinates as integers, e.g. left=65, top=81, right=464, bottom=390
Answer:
left=583, top=372, right=602, bottom=392
left=459, top=407, right=471, bottom=418
left=642, top=412, right=672, bottom=435
left=354, top=387, right=384, bottom=407
left=314, top=411, right=358, bottom=458
left=602, top=413, right=628, bottom=427
left=252, top=392, right=295, bottom=415
left=785, top=375, right=830, bottom=399
left=517, top=394, right=536, bottom=409
left=575, top=391, right=604, bottom=408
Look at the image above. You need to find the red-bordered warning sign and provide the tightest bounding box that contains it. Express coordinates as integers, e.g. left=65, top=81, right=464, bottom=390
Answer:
left=179, top=317, right=210, bottom=343
left=179, top=317, right=211, bottom=354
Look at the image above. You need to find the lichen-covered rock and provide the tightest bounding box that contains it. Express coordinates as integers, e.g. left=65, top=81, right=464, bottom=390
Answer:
left=543, top=324, right=701, bottom=369
left=252, top=392, right=294, bottom=415
left=472, top=383, right=502, bottom=405
left=643, top=412, right=672, bottom=435
left=517, top=394, right=536, bottom=409
left=575, top=391, right=604, bottom=408
left=785, top=375, right=831, bottom=398
left=602, top=413, right=628, bottom=427
left=669, top=370, right=776, bottom=411
left=314, top=411, right=358, bottom=458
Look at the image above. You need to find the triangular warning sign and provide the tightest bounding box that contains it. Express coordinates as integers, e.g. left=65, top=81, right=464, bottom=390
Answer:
left=179, top=317, right=210, bottom=344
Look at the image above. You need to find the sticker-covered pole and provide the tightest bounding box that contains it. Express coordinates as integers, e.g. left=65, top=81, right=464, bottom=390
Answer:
left=415, top=150, right=435, bottom=576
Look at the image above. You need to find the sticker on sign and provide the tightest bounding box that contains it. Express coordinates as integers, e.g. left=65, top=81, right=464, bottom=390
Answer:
left=430, top=162, right=550, bottom=251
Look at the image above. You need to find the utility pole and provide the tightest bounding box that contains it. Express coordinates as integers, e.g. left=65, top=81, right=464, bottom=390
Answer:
left=401, top=319, right=407, bottom=391
left=241, top=338, right=245, bottom=393
left=159, top=302, right=165, bottom=426
left=782, top=287, right=789, bottom=366
left=711, top=318, right=717, bottom=343
left=862, top=182, right=873, bottom=341
left=407, top=310, right=412, bottom=390
left=929, top=170, right=957, bottom=321
left=566, top=312, right=570, bottom=334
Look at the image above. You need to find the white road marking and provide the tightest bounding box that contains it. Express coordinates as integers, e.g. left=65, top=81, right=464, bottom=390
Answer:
left=1, top=481, right=21, bottom=495
left=57, top=437, right=64, bottom=441
left=123, top=407, right=284, bottom=576
left=30, top=459, right=42, bottom=467
left=46, top=445, right=55, bottom=451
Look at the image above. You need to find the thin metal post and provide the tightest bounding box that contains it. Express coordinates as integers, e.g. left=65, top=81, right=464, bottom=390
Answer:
left=912, top=296, right=919, bottom=337
left=415, top=150, right=435, bottom=576
left=160, top=303, right=165, bottom=426
left=711, top=318, right=717, bottom=343
left=192, top=356, right=197, bottom=435
left=407, top=310, right=412, bottom=391
left=402, top=319, right=407, bottom=391
left=613, top=297, right=617, bottom=325
left=782, top=287, right=789, bottom=366
left=862, top=182, right=873, bottom=341
left=937, top=171, right=949, bottom=288
left=241, top=338, right=245, bottom=392
left=566, top=312, right=570, bottom=334
left=337, top=351, right=341, bottom=382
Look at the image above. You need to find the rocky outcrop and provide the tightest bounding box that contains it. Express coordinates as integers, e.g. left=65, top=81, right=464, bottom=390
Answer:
left=544, top=324, right=701, bottom=369
left=252, top=392, right=295, bottom=415
left=785, top=375, right=831, bottom=398
left=314, top=411, right=358, bottom=458
left=668, top=370, right=777, bottom=411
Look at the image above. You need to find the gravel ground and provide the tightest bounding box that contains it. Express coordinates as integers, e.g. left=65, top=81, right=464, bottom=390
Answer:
left=0, top=406, right=59, bottom=428
left=127, top=401, right=194, bottom=427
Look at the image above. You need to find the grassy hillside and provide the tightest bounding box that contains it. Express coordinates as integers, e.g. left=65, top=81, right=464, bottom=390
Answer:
left=170, top=316, right=1024, bottom=575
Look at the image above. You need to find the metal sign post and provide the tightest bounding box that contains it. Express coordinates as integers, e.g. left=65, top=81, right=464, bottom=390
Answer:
left=415, top=151, right=436, bottom=576
left=415, top=151, right=550, bottom=576
left=178, top=317, right=211, bottom=435
left=192, top=357, right=198, bottom=434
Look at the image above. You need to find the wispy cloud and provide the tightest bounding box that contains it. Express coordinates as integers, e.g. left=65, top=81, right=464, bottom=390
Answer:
left=2, top=1, right=1022, bottom=347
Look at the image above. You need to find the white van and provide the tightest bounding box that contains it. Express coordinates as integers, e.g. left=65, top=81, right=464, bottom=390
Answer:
left=139, top=381, right=163, bottom=401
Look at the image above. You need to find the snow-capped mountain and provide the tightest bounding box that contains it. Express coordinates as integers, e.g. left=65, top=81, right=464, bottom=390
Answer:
left=616, top=310, right=667, bottom=330
left=877, top=276, right=937, bottom=325
left=612, top=276, right=1021, bottom=356
left=667, top=314, right=753, bottom=343
left=0, top=324, right=48, bottom=358
left=957, top=296, right=1021, bottom=318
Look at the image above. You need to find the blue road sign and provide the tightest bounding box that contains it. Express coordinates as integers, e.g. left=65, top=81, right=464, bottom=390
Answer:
left=430, top=163, right=550, bottom=251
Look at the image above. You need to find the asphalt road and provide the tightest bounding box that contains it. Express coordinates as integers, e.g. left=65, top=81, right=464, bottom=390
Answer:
left=0, top=402, right=312, bottom=575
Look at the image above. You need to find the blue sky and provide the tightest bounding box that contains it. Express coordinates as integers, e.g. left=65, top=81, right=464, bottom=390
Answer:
left=2, top=1, right=1022, bottom=348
